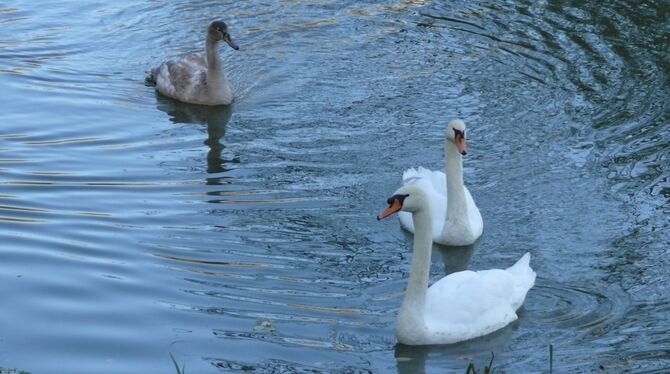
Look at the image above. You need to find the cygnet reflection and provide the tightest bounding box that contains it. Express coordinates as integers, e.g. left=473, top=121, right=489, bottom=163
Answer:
left=155, top=94, right=238, bottom=173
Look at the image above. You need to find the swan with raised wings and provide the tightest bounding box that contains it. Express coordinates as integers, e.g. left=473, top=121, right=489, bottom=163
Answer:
left=378, top=183, right=535, bottom=345
left=149, top=21, right=239, bottom=105
left=398, top=119, right=483, bottom=246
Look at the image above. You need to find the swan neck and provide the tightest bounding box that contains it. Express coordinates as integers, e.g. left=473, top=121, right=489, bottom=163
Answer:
left=205, top=36, right=223, bottom=79
left=445, top=140, right=467, bottom=218
left=400, top=210, right=432, bottom=318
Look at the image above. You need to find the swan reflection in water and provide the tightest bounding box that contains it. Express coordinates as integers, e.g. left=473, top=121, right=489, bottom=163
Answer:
left=155, top=94, right=239, bottom=173
left=394, top=323, right=516, bottom=374
left=400, top=230, right=476, bottom=275
left=436, top=243, right=475, bottom=275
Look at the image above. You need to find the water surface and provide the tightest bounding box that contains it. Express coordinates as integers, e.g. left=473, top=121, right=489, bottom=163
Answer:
left=0, top=1, right=669, bottom=372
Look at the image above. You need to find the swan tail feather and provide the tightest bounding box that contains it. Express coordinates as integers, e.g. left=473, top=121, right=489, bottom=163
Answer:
left=506, top=253, right=535, bottom=283
left=402, top=167, right=444, bottom=189
left=402, top=167, right=419, bottom=182
left=506, top=252, right=536, bottom=309
left=402, top=167, right=432, bottom=181
left=146, top=67, right=159, bottom=85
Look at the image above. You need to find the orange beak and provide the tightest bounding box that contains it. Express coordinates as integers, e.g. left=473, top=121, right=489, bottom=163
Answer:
left=377, top=198, right=402, bottom=220
left=455, top=134, right=467, bottom=155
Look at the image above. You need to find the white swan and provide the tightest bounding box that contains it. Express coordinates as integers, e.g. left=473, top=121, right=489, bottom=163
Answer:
left=398, top=119, right=483, bottom=246
left=378, top=183, right=535, bottom=345
left=149, top=21, right=239, bottom=105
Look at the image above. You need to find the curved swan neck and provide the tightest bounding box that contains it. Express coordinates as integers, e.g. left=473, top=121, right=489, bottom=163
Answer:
left=445, top=140, right=468, bottom=220
left=399, top=210, right=432, bottom=317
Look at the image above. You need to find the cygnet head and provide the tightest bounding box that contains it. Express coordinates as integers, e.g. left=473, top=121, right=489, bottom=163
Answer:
left=377, top=184, right=429, bottom=220
left=445, top=119, right=468, bottom=156
left=208, top=21, right=239, bottom=50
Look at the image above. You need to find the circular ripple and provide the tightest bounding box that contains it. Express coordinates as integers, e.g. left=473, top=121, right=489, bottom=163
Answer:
left=519, top=279, right=630, bottom=351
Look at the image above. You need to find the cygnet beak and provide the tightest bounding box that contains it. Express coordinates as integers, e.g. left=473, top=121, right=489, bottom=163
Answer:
left=223, top=34, right=239, bottom=50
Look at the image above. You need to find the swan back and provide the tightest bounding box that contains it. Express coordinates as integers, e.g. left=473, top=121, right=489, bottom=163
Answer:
left=153, top=54, right=210, bottom=103
left=406, top=253, right=535, bottom=345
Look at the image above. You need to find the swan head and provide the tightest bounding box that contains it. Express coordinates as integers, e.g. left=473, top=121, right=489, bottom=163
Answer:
left=208, top=21, right=239, bottom=50
left=445, top=119, right=467, bottom=156
left=377, top=184, right=429, bottom=220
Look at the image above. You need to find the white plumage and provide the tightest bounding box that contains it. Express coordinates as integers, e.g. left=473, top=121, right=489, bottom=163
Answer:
left=417, top=253, right=535, bottom=344
left=378, top=183, right=535, bottom=345
left=398, top=119, right=483, bottom=246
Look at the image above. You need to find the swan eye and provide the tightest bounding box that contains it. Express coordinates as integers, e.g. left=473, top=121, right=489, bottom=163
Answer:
left=387, top=194, right=409, bottom=206
left=453, top=129, right=465, bottom=138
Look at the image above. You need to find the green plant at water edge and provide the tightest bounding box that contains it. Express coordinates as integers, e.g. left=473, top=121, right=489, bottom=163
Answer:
left=465, top=352, right=494, bottom=374
left=170, top=353, right=186, bottom=374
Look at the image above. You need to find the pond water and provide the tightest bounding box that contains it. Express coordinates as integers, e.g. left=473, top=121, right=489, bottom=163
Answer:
left=1, top=1, right=669, bottom=372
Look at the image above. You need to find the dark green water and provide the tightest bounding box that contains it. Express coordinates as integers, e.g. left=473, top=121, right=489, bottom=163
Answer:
left=0, top=1, right=668, bottom=372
